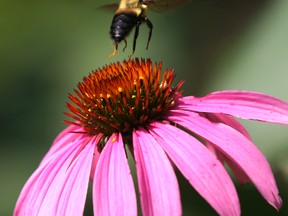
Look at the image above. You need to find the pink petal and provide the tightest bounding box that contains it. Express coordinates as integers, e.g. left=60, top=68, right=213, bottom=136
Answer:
left=52, top=124, right=82, bottom=146
left=133, top=129, right=181, bottom=216
left=41, top=125, right=85, bottom=164
left=204, top=114, right=251, bottom=183
left=15, top=135, right=95, bottom=215
left=93, top=133, right=137, bottom=216
left=223, top=153, right=251, bottom=184
left=206, top=142, right=250, bottom=184
left=148, top=122, right=240, bottom=216
left=178, top=90, right=288, bottom=124
left=14, top=166, right=45, bottom=215
left=15, top=139, right=80, bottom=215
left=206, top=113, right=251, bottom=139
left=204, top=113, right=264, bottom=184
left=39, top=139, right=94, bottom=215
left=167, top=110, right=282, bottom=210
left=89, top=143, right=101, bottom=180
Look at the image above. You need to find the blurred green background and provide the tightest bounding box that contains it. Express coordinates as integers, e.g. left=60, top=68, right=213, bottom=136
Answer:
left=1, top=0, right=288, bottom=215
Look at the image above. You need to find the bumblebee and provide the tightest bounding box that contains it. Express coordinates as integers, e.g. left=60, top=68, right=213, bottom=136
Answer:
left=105, top=0, right=191, bottom=57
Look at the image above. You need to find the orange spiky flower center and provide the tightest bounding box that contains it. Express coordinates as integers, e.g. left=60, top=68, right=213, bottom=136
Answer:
left=65, top=58, right=183, bottom=136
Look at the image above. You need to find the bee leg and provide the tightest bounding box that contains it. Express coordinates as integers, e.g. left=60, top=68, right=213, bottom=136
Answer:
left=122, top=39, right=127, bottom=52
left=109, top=42, right=118, bottom=58
left=143, top=17, right=153, bottom=50
left=130, top=20, right=141, bottom=57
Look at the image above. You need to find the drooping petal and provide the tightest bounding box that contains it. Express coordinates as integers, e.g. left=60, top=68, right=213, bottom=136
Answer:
left=14, top=165, right=46, bottom=215
left=41, top=125, right=85, bottom=164
left=177, top=91, right=288, bottom=124
left=205, top=141, right=250, bottom=184
left=133, top=129, right=181, bottom=216
left=15, top=135, right=95, bottom=216
left=89, top=143, right=101, bottom=180
left=93, top=133, right=137, bottom=216
left=223, top=152, right=251, bottom=184
left=15, top=138, right=81, bottom=215
left=167, top=110, right=282, bottom=210
left=205, top=113, right=251, bottom=139
left=204, top=114, right=251, bottom=183
left=38, top=139, right=94, bottom=215
left=148, top=122, right=240, bottom=216
left=52, top=124, right=83, bottom=146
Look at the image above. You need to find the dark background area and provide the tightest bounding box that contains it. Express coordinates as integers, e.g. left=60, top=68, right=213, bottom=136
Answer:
left=1, top=0, right=288, bottom=215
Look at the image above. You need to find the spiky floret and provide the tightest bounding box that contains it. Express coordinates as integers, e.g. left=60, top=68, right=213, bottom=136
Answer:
left=65, top=58, right=183, bottom=136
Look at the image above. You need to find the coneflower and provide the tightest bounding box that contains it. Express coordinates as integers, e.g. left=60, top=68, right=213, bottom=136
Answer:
left=15, top=58, right=287, bottom=216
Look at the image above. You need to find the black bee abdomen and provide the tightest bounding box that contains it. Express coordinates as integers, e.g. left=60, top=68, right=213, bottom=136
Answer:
left=110, top=13, right=138, bottom=43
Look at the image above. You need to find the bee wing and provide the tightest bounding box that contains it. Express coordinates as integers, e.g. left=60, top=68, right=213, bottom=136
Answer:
left=143, top=0, right=192, bottom=12
left=98, top=2, right=119, bottom=12
left=99, top=1, right=142, bottom=11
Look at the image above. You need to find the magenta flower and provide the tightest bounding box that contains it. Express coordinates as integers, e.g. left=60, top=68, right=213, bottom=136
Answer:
left=15, top=59, right=287, bottom=215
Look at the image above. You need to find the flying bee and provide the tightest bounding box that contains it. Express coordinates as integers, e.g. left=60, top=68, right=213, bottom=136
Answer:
left=102, top=0, right=192, bottom=57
